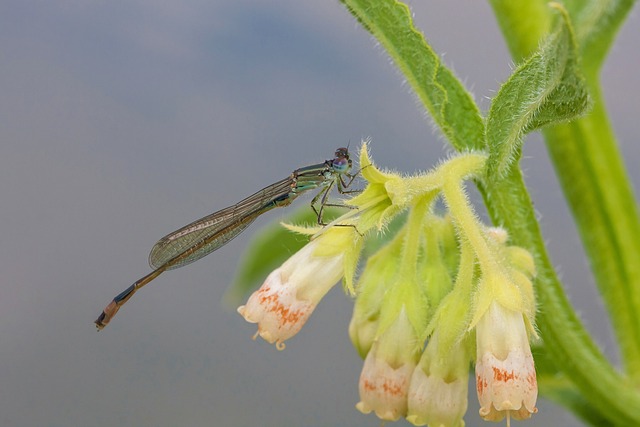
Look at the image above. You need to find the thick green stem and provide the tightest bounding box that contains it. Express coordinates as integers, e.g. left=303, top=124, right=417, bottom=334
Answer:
left=481, top=171, right=640, bottom=425
left=490, top=0, right=640, bottom=382
left=487, top=0, right=640, bottom=418
left=487, top=0, right=550, bottom=62
left=339, top=0, right=640, bottom=423
left=543, top=80, right=640, bottom=380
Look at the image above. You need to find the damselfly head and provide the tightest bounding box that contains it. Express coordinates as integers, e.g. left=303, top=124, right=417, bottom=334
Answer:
left=333, top=147, right=351, bottom=173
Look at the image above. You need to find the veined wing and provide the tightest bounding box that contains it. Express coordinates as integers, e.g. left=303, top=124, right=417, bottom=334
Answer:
left=148, top=176, right=295, bottom=270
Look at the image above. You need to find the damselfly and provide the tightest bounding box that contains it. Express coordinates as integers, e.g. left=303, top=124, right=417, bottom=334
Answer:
left=95, top=147, right=357, bottom=329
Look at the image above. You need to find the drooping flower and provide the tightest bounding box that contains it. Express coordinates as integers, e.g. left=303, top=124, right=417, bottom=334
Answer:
left=356, top=308, right=419, bottom=421
left=475, top=301, right=538, bottom=421
left=236, top=143, right=545, bottom=425
left=238, top=226, right=360, bottom=349
left=407, top=362, right=468, bottom=427
left=406, top=239, right=473, bottom=427
left=406, top=330, right=470, bottom=427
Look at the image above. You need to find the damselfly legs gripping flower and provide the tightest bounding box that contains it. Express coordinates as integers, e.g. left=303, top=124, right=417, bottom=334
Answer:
left=238, top=142, right=538, bottom=426
left=95, top=139, right=538, bottom=426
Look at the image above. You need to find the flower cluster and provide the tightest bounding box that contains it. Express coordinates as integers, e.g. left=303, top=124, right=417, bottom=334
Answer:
left=238, top=143, right=538, bottom=425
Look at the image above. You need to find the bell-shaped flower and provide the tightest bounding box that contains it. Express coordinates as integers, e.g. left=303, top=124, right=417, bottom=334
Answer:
left=406, top=332, right=470, bottom=427
left=356, top=307, right=420, bottom=421
left=475, top=301, right=538, bottom=421
left=238, top=226, right=360, bottom=349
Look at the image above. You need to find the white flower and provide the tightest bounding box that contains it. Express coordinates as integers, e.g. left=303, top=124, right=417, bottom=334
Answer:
left=475, top=302, right=537, bottom=421
left=406, top=335, right=469, bottom=427
left=237, top=238, right=344, bottom=350
left=356, top=309, right=417, bottom=421
left=356, top=343, right=414, bottom=421
left=407, top=368, right=467, bottom=427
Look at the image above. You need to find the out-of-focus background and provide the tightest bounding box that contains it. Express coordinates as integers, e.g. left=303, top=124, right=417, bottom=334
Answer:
left=1, top=1, right=638, bottom=426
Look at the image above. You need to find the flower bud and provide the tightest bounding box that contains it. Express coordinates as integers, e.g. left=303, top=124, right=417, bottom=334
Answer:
left=349, top=233, right=404, bottom=357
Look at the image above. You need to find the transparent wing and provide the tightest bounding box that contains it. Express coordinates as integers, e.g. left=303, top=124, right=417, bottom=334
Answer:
left=148, top=176, right=295, bottom=270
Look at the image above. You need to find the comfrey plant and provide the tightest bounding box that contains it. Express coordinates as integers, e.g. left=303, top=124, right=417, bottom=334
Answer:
left=239, top=146, right=538, bottom=425
left=234, top=1, right=640, bottom=426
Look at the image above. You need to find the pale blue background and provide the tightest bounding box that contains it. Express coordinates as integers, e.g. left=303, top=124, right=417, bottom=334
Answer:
left=1, top=1, right=638, bottom=426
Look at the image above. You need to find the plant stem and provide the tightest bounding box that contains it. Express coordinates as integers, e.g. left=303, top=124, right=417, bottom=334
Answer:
left=543, top=78, right=640, bottom=381
left=480, top=170, right=640, bottom=425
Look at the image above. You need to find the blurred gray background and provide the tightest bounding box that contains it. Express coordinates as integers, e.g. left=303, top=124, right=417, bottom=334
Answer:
left=1, top=1, right=638, bottom=426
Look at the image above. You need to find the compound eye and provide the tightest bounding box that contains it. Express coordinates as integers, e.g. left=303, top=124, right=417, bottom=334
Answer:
left=332, top=156, right=350, bottom=173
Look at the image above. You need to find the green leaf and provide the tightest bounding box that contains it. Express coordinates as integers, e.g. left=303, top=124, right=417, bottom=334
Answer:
left=492, top=0, right=640, bottom=382
left=486, top=0, right=640, bottom=423
left=339, top=0, right=484, bottom=151
left=486, top=4, right=590, bottom=178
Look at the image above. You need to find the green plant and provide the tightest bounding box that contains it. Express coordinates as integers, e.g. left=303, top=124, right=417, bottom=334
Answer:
left=233, top=1, right=640, bottom=425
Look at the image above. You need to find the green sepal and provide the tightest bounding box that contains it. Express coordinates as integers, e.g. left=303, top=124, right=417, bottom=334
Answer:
left=419, top=216, right=455, bottom=320
left=350, top=230, right=406, bottom=358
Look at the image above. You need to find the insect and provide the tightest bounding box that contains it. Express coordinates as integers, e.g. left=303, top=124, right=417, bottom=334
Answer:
left=95, top=147, right=357, bottom=329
